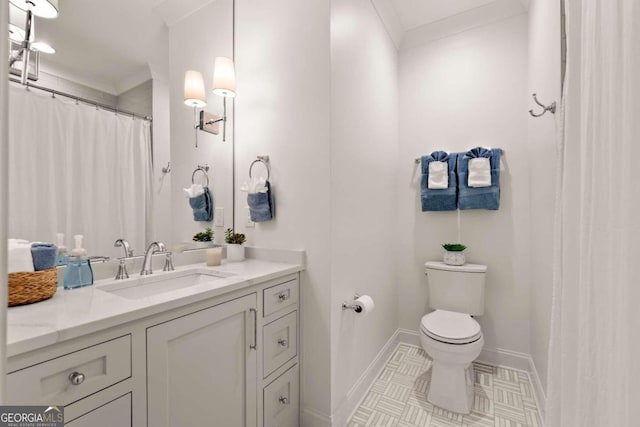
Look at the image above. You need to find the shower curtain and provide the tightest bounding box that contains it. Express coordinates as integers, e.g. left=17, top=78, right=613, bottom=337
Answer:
left=7, top=85, right=153, bottom=259
left=546, top=0, right=640, bottom=426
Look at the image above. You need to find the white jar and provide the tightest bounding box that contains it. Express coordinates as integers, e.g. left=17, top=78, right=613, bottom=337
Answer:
left=443, top=250, right=466, bottom=266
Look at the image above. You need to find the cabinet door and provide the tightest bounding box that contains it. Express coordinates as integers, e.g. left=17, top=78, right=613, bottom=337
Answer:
left=147, top=294, right=257, bottom=427
left=66, top=393, right=131, bottom=427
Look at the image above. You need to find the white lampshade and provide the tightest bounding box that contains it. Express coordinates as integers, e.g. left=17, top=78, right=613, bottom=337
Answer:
left=9, top=0, right=59, bottom=19
left=31, top=41, right=55, bottom=54
left=212, top=57, right=236, bottom=98
left=184, top=70, right=207, bottom=108
left=8, top=24, right=26, bottom=43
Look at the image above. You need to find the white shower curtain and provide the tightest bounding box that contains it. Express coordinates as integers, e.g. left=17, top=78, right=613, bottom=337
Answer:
left=546, top=0, right=640, bottom=426
left=8, top=85, right=153, bottom=259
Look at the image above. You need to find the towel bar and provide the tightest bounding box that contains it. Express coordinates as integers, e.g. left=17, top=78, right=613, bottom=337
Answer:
left=415, top=149, right=505, bottom=164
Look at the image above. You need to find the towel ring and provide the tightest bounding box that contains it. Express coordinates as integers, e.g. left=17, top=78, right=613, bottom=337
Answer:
left=192, top=165, right=210, bottom=187
left=249, top=158, right=270, bottom=180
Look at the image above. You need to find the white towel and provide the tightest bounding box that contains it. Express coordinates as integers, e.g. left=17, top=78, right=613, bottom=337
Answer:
left=8, top=238, right=34, bottom=273
left=183, top=184, right=204, bottom=198
left=468, top=157, right=491, bottom=187
left=240, top=177, right=268, bottom=194
left=428, top=161, right=449, bottom=189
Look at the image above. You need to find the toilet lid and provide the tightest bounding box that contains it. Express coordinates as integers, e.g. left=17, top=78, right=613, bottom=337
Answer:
left=421, top=310, right=482, bottom=344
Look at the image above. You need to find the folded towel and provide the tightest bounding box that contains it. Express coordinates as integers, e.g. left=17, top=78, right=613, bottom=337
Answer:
left=31, top=243, right=57, bottom=271
left=458, top=148, right=501, bottom=210
left=8, top=239, right=35, bottom=273
left=464, top=147, right=492, bottom=187
left=247, top=181, right=274, bottom=222
left=184, top=184, right=204, bottom=198
left=428, top=161, right=449, bottom=189
left=240, top=177, right=269, bottom=194
left=421, top=151, right=457, bottom=211
left=190, top=186, right=213, bottom=222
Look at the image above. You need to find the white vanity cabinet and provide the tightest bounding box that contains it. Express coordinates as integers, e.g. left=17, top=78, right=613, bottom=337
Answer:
left=7, top=266, right=301, bottom=427
left=146, top=294, right=258, bottom=427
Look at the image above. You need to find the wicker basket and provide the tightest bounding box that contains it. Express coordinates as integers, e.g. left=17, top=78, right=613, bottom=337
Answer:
left=8, top=268, right=58, bottom=306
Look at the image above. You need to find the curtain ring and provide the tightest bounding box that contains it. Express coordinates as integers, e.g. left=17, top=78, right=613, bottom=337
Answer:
left=249, top=159, right=270, bottom=180
left=192, top=167, right=210, bottom=187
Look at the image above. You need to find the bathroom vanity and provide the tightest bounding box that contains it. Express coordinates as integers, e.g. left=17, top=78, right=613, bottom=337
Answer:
left=6, top=253, right=303, bottom=427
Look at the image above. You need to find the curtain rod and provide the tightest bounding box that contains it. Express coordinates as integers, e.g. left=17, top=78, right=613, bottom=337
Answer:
left=8, top=78, right=153, bottom=122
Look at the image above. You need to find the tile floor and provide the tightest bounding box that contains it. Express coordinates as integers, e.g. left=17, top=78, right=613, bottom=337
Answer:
left=347, top=344, right=542, bottom=427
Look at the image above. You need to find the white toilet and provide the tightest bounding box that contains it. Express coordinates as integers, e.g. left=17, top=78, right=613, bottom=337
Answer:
left=420, top=261, right=487, bottom=414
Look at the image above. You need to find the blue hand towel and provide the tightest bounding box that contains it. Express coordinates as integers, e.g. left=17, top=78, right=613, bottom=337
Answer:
left=31, top=243, right=57, bottom=271
left=457, top=147, right=501, bottom=210
left=421, top=151, right=457, bottom=211
left=189, top=187, right=213, bottom=222
left=247, top=181, right=274, bottom=222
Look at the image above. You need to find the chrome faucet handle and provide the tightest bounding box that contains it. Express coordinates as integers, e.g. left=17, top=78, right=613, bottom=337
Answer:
left=115, top=259, right=129, bottom=280
left=163, top=252, right=175, bottom=272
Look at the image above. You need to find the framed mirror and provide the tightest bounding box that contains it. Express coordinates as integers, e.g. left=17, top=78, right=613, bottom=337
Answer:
left=6, top=0, right=234, bottom=260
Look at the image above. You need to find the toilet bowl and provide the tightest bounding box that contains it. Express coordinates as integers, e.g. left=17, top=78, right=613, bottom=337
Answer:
left=420, top=309, right=484, bottom=414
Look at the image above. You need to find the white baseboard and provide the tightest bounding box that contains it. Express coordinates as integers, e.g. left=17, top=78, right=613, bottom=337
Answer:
left=331, top=330, right=404, bottom=427
left=302, top=407, right=332, bottom=427
left=328, top=328, right=547, bottom=426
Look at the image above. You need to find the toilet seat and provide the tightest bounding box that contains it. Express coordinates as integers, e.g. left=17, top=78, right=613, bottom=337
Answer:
left=421, top=310, right=482, bottom=344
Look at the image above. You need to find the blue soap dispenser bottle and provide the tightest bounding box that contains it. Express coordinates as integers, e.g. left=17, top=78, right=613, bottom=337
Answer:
left=63, top=234, right=94, bottom=290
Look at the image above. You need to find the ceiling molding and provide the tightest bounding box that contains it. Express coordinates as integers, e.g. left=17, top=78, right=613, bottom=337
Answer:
left=370, top=0, right=403, bottom=50
left=401, top=0, right=527, bottom=50
left=153, top=0, right=217, bottom=28
left=39, top=61, right=118, bottom=95
left=115, top=66, right=153, bottom=95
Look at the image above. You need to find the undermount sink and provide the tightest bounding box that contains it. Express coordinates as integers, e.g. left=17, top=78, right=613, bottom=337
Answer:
left=97, top=270, right=231, bottom=300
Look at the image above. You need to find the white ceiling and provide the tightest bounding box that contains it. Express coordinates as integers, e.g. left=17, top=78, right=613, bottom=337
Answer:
left=9, top=0, right=216, bottom=95
left=389, top=0, right=499, bottom=31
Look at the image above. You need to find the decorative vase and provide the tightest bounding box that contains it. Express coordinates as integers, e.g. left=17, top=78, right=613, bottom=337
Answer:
left=226, top=244, right=245, bottom=262
left=443, top=250, right=466, bottom=266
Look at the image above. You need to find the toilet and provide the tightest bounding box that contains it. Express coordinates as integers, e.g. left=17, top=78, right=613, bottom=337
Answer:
left=420, top=261, right=487, bottom=414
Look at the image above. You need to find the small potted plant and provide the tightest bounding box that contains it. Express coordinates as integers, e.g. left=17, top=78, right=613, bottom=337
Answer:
left=225, top=228, right=247, bottom=262
left=192, top=227, right=214, bottom=248
left=442, top=243, right=467, bottom=266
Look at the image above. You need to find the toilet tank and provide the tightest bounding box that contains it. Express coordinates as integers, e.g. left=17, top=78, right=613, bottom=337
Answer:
left=425, top=261, right=487, bottom=316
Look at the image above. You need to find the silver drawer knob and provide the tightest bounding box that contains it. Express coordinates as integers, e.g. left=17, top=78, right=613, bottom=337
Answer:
left=279, top=396, right=289, bottom=405
left=278, top=292, right=289, bottom=302
left=69, top=372, right=85, bottom=386
left=277, top=338, right=288, bottom=347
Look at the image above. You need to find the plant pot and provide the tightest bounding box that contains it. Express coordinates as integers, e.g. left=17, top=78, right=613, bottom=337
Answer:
left=226, top=244, right=245, bottom=262
left=443, top=250, right=466, bottom=266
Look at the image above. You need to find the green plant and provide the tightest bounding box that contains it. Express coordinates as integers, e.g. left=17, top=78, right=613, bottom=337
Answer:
left=193, top=227, right=214, bottom=242
left=225, top=228, right=247, bottom=245
left=442, top=243, right=467, bottom=252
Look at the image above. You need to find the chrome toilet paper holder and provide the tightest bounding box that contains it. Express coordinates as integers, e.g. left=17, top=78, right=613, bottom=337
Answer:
left=342, top=294, right=363, bottom=313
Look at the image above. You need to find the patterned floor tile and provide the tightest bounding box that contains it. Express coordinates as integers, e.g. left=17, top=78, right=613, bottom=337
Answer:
left=348, top=344, right=541, bottom=427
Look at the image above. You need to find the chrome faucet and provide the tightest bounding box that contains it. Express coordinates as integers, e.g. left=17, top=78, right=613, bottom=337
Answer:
left=114, top=238, right=133, bottom=280
left=140, top=241, right=167, bottom=275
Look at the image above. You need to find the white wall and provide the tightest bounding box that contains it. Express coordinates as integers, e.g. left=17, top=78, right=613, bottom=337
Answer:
left=330, top=0, right=398, bottom=421
left=234, top=0, right=333, bottom=424
left=117, top=80, right=153, bottom=118
left=169, top=0, right=234, bottom=248
left=527, top=0, right=561, bottom=397
left=396, top=14, right=532, bottom=356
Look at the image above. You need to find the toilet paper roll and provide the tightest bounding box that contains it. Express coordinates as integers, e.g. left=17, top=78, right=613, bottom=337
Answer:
left=354, top=295, right=375, bottom=316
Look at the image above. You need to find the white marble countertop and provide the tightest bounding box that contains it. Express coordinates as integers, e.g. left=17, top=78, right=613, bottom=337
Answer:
left=7, top=255, right=304, bottom=358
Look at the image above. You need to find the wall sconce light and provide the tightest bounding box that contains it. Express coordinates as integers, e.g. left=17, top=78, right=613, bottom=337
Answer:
left=184, top=57, right=236, bottom=147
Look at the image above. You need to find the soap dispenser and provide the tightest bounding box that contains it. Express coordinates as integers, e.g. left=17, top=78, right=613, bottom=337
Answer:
left=55, top=232, right=68, bottom=266
left=63, top=234, right=94, bottom=290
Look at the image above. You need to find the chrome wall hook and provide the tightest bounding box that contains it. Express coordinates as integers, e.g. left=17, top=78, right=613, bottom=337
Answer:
left=161, top=162, right=171, bottom=174
left=529, top=93, right=557, bottom=118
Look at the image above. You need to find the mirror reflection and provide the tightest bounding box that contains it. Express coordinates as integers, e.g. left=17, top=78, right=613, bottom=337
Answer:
left=6, top=0, right=235, bottom=260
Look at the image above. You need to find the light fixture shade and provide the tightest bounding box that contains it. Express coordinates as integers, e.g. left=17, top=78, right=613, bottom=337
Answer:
left=212, top=57, right=236, bottom=98
left=31, top=41, right=55, bottom=54
left=9, top=0, right=59, bottom=19
left=8, top=24, right=26, bottom=43
left=184, top=70, right=207, bottom=108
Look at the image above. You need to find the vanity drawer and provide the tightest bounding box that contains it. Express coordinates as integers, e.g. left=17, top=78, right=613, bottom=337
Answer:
left=264, top=364, right=299, bottom=427
left=263, top=278, right=298, bottom=317
left=7, top=335, right=131, bottom=406
left=263, top=311, right=297, bottom=378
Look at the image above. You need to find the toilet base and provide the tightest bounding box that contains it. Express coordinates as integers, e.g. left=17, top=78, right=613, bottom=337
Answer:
left=427, top=360, right=475, bottom=414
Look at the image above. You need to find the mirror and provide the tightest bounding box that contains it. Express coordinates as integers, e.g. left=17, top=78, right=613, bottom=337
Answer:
left=7, top=0, right=234, bottom=261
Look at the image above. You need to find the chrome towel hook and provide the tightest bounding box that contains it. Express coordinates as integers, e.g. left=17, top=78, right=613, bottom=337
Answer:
left=529, top=93, right=557, bottom=118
